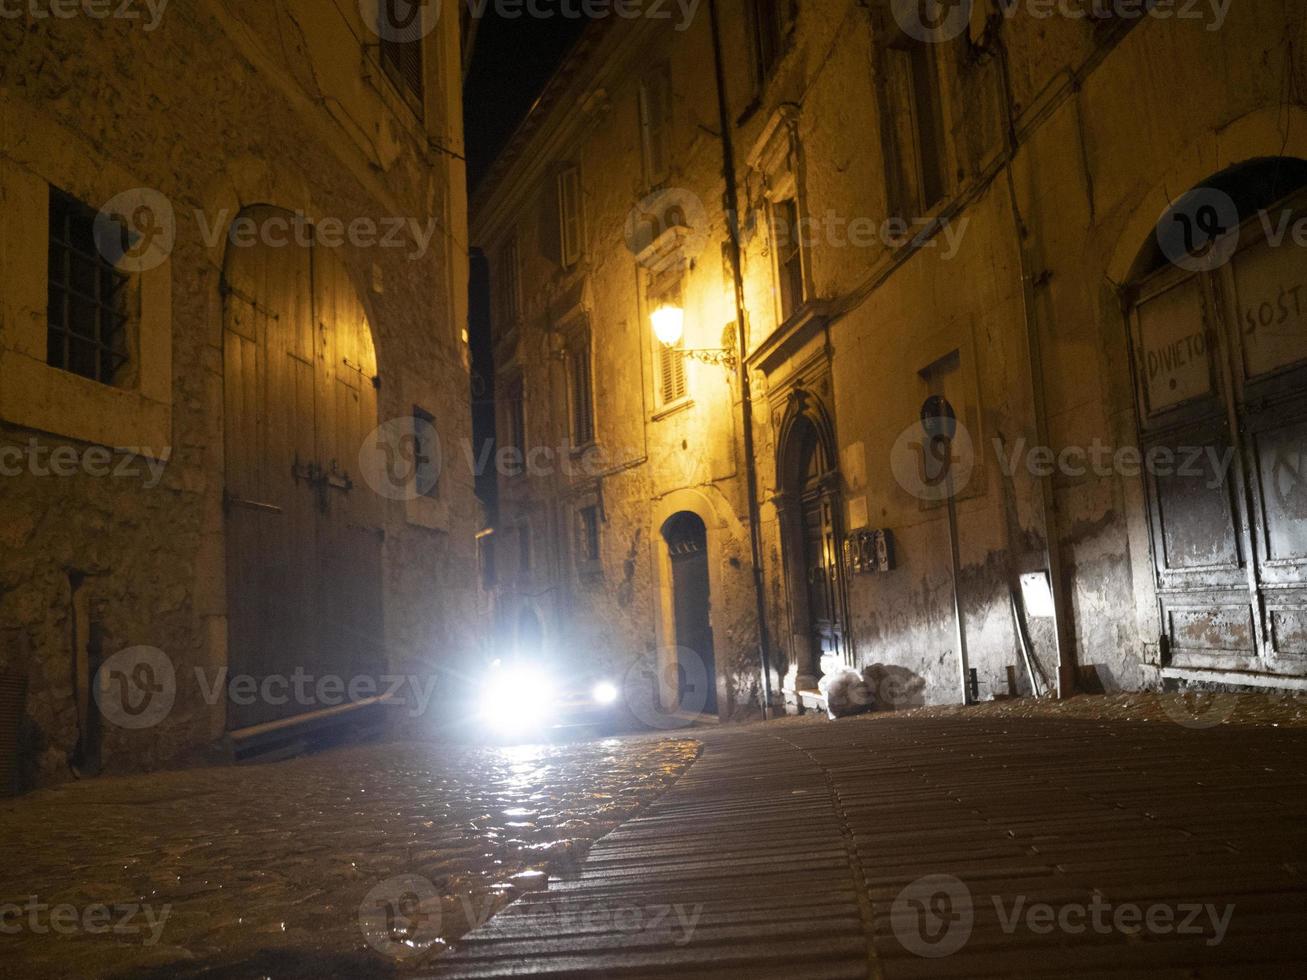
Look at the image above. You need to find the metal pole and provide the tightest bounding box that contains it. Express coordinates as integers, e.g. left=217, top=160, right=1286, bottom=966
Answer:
left=943, top=454, right=971, bottom=705
left=707, top=0, right=775, bottom=718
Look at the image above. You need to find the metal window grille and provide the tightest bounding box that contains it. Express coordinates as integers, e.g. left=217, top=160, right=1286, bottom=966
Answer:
left=47, top=188, right=130, bottom=385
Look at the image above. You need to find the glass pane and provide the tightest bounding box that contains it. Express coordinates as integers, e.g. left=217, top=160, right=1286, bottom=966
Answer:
left=1137, top=276, right=1212, bottom=414
left=1232, top=235, right=1307, bottom=378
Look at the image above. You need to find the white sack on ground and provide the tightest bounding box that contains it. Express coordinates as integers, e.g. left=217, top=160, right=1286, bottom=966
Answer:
left=818, top=665, right=873, bottom=720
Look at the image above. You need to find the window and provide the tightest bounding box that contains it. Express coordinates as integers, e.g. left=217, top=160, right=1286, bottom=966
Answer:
left=659, top=341, right=687, bottom=405
left=577, top=505, right=601, bottom=565
left=882, top=38, right=947, bottom=219
left=47, top=188, right=130, bottom=386
left=749, top=0, right=791, bottom=83
left=504, top=375, right=526, bottom=476
left=412, top=406, right=439, bottom=497
left=499, top=235, right=521, bottom=325
left=568, top=338, right=595, bottom=447
left=378, top=0, right=424, bottom=111
left=772, top=197, right=805, bottom=322
left=557, top=165, right=584, bottom=267
left=639, top=67, right=672, bottom=186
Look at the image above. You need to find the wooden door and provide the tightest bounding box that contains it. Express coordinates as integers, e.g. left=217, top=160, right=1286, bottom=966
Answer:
left=223, top=207, right=383, bottom=730
left=1130, top=189, right=1307, bottom=673
left=664, top=513, right=717, bottom=715
left=800, top=435, right=844, bottom=665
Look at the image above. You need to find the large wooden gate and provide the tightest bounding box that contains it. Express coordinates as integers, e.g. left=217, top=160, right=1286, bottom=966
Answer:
left=222, top=206, right=384, bottom=730
left=1130, top=188, right=1307, bottom=678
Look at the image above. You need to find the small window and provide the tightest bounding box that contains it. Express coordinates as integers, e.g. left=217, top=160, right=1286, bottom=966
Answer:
left=499, top=235, right=521, bottom=325
left=749, top=0, right=791, bottom=83
left=47, top=187, right=130, bottom=386
left=639, top=67, right=672, bottom=186
left=773, top=198, right=805, bottom=322
left=504, top=375, right=526, bottom=477
left=557, top=165, right=584, bottom=268
left=577, top=505, right=601, bottom=565
left=659, top=341, right=687, bottom=405
left=569, top=338, right=595, bottom=447
left=412, top=406, right=439, bottom=497
left=378, top=0, right=424, bottom=111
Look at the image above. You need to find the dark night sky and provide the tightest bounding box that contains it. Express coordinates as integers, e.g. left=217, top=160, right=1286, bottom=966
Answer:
left=464, top=14, right=584, bottom=516
left=463, top=13, right=588, bottom=192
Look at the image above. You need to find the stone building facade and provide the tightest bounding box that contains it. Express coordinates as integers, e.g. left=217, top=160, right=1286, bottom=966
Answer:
left=475, top=0, right=1307, bottom=717
left=1, top=1, right=478, bottom=786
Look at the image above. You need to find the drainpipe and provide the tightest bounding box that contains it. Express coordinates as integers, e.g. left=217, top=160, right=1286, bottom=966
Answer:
left=708, top=0, right=775, bottom=718
left=994, top=34, right=1076, bottom=698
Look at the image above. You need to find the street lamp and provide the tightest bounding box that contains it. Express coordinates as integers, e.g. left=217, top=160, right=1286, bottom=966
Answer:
left=650, top=304, right=685, bottom=346
left=649, top=303, right=735, bottom=369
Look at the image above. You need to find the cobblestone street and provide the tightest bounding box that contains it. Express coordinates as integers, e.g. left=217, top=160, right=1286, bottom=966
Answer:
left=5, top=696, right=1307, bottom=977
left=0, top=736, right=699, bottom=978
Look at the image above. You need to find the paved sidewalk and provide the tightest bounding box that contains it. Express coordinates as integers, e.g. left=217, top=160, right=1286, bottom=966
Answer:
left=435, top=711, right=1307, bottom=978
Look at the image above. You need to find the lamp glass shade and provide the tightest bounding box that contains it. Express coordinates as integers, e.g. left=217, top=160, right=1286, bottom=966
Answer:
left=650, top=305, right=685, bottom=346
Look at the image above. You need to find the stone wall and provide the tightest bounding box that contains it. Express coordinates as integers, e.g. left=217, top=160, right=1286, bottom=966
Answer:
left=0, top=0, right=478, bottom=787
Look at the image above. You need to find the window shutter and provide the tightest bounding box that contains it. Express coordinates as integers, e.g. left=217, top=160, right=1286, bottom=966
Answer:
left=557, top=166, right=582, bottom=267
left=659, top=343, right=687, bottom=404
left=378, top=0, right=424, bottom=110
left=639, top=68, right=671, bottom=184
left=570, top=341, right=595, bottom=446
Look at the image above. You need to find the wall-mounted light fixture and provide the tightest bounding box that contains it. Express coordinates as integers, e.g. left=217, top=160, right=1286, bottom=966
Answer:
left=649, top=304, right=736, bottom=369
left=650, top=304, right=685, bottom=346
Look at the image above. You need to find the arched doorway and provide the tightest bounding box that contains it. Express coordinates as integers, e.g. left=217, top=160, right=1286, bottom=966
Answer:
left=662, top=512, right=718, bottom=715
left=1125, top=158, right=1307, bottom=673
left=778, top=398, right=847, bottom=687
left=222, top=206, right=384, bottom=730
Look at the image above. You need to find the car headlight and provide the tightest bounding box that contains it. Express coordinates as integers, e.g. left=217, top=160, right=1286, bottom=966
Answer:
left=483, top=666, right=555, bottom=733
left=592, top=680, right=618, bottom=705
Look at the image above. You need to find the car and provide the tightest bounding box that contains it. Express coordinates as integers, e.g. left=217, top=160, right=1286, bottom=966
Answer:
left=479, top=658, right=623, bottom=740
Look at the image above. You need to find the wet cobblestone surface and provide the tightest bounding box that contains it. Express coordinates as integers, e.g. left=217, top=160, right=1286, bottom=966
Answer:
left=0, top=735, right=700, bottom=978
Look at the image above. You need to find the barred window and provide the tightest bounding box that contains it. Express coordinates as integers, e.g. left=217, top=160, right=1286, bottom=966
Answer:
left=47, top=188, right=130, bottom=386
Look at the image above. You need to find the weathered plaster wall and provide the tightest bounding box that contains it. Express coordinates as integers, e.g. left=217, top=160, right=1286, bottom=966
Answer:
left=477, top=0, right=1307, bottom=718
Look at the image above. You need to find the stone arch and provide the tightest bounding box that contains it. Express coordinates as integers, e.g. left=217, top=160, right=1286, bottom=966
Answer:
left=650, top=487, right=736, bottom=719
left=1105, top=106, right=1307, bottom=287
